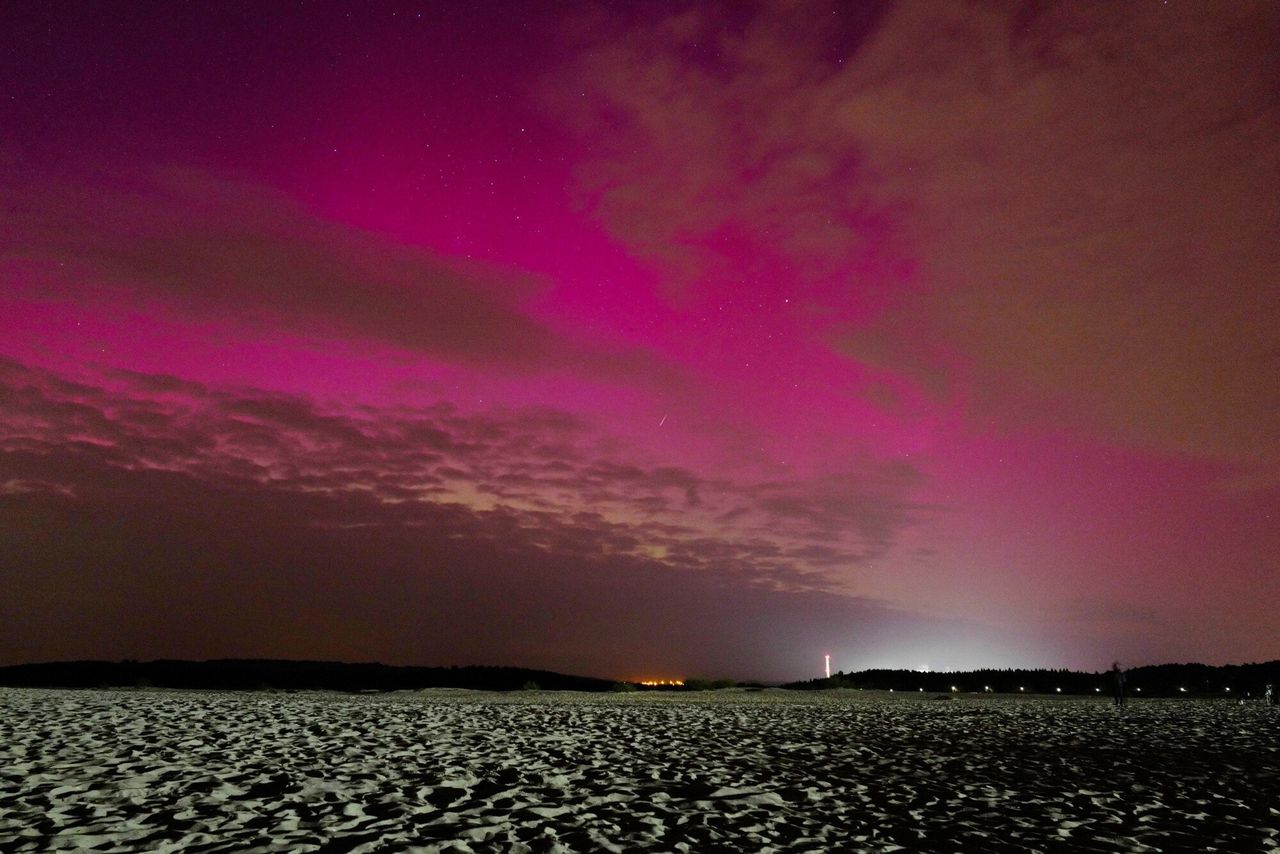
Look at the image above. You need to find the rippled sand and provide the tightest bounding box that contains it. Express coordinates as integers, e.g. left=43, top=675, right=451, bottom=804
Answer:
left=1, top=687, right=1277, bottom=852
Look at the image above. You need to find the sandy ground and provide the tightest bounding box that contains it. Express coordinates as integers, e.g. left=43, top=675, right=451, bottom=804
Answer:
left=1, top=687, right=1277, bottom=852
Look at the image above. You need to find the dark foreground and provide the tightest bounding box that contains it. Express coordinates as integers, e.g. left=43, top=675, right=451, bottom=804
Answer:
left=1, top=688, right=1277, bottom=852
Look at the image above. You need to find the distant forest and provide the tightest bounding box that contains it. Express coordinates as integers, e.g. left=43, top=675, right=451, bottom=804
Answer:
left=2, top=659, right=1278, bottom=696
left=0, top=660, right=614, bottom=693
left=785, top=662, right=1280, bottom=698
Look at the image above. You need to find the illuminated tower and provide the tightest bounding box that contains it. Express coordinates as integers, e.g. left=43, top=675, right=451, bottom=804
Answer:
left=824, top=653, right=831, bottom=680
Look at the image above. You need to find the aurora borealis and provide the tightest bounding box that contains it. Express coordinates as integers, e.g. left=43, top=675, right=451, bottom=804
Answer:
left=2, top=1, right=1277, bottom=679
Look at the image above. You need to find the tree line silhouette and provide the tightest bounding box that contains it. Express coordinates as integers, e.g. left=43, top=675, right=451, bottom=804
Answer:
left=3, top=658, right=1277, bottom=697
left=0, top=659, right=614, bottom=693
left=784, top=661, right=1280, bottom=698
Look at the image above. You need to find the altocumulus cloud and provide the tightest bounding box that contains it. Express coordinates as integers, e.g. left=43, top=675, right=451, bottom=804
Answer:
left=0, top=357, right=985, bottom=676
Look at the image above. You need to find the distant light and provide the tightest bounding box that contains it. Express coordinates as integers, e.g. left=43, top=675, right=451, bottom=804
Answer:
left=1136, top=687, right=1142, bottom=692
left=919, top=688, right=924, bottom=692
left=984, top=685, right=991, bottom=692
left=1056, top=687, right=1061, bottom=693
left=951, top=685, right=957, bottom=692
left=889, top=688, right=894, bottom=693
left=1225, top=687, right=1231, bottom=692
left=1019, top=686, right=1025, bottom=692
left=1179, top=687, right=1187, bottom=693
left=1095, top=688, right=1100, bottom=692
left=638, top=679, right=685, bottom=687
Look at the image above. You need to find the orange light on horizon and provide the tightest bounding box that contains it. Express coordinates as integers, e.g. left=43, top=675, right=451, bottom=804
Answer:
left=638, top=679, right=685, bottom=687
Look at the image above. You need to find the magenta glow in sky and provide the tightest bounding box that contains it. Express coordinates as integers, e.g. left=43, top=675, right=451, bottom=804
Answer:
left=2, top=1, right=1277, bottom=680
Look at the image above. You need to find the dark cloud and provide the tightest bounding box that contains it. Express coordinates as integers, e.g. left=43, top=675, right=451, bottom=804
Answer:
left=0, top=463, right=1009, bottom=677
left=0, top=357, right=992, bottom=676
left=0, top=162, right=672, bottom=382
left=0, top=355, right=924, bottom=592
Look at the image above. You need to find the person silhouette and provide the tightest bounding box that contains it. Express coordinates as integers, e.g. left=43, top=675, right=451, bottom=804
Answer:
left=1109, top=661, right=1126, bottom=707
left=1266, top=683, right=1275, bottom=706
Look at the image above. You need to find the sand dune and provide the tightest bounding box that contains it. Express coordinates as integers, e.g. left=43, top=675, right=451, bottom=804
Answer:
left=1, top=688, right=1276, bottom=851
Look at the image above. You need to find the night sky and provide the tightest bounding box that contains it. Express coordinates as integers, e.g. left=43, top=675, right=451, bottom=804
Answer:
left=2, top=1, right=1277, bottom=680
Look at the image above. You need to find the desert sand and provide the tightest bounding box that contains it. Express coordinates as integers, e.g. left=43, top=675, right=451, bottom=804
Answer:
left=1, top=687, right=1276, bottom=852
